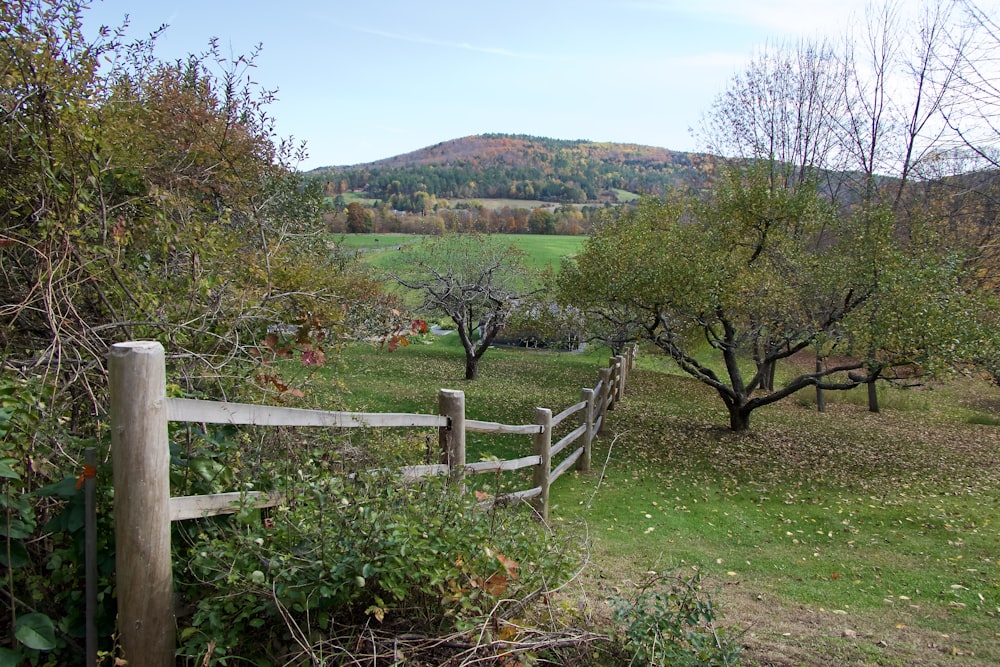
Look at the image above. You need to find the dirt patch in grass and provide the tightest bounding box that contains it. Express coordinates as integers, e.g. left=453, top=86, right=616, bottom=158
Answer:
left=721, top=585, right=990, bottom=666
left=568, top=544, right=996, bottom=667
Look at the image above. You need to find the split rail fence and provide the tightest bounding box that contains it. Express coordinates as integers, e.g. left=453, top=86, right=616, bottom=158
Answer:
left=108, top=340, right=635, bottom=667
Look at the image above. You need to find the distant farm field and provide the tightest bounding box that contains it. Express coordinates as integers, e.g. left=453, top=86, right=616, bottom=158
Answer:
left=440, top=196, right=635, bottom=209
left=447, top=198, right=557, bottom=210
left=341, top=233, right=586, bottom=273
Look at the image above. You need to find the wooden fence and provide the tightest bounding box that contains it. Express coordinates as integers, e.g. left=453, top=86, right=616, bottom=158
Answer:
left=108, top=340, right=635, bottom=667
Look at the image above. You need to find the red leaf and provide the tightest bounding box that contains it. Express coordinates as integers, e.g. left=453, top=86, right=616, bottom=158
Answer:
left=301, top=349, right=326, bottom=366
left=388, top=335, right=410, bottom=352
left=495, top=553, right=519, bottom=580
left=483, top=572, right=508, bottom=596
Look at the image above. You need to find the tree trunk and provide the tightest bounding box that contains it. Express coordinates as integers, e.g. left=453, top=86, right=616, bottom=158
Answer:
left=464, top=355, right=479, bottom=380
left=867, top=378, right=880, bottom=413
left=727, top=403, right=751, bottom=431
left=815, top=355, right=826, bottom=413
left=757, top=360, right=776, bottom=392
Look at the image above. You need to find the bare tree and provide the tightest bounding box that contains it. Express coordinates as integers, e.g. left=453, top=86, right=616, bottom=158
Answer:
left=941, top=0, right=1000, bottom=169
left=393, top=234, right=538, bottom=380
left=837, top=0, right=959, bottom=206
left=697, top=38, right=846, bottom=187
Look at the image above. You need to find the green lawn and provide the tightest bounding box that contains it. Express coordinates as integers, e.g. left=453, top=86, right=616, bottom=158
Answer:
left=295, top=336, right=1000, bottom=666
left=338, top=232, right=586, bottom=274
left=330, top=233, right=423, bottom=251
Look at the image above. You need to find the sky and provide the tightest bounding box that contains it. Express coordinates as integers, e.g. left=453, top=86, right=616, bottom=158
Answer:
left=82, top=0, right=878, bottom=171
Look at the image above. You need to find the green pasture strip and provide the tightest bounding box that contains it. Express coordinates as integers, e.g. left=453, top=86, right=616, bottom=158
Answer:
left=503, top=233, right=587, bottom=270
left=613, top=188, right=640, bottom=202
left=330, top=233, right=425, bottom=251
left=447, top=198, right=555, bottom=210
left=340, top=232, right=586, bottom=275
left=323, top=192, right=378, bottom=206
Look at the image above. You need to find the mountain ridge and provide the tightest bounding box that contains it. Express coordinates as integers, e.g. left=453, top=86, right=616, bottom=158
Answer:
left=313, top=134, right=713, bottom=170
left=307, top=134, right=722, bottom=205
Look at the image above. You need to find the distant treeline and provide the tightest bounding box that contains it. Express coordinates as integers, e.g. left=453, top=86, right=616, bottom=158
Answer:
left=324, top=198, right=605, bottom=236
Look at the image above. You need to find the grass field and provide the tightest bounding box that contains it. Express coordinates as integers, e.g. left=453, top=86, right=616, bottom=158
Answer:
left=339, top=233, right=587, bottom=273
left=296, top=335, right=1000, bottom=666
left=447, top=198, right=558, bottom=210
left=331, top=233, right=423, bottom=251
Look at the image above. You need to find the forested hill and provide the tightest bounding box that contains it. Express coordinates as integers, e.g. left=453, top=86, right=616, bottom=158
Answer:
left=307, top=134, right=721, bottom=205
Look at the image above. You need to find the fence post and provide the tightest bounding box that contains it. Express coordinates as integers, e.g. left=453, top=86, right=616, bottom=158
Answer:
left=578, top=388, right=594, bottom=472
left=615, top=355, right=626, bottom=402
left=109, top=341, right=174, bottom=667
left=597, top=367, right=612, bottom=434
left=607, top=357, right=619, bottom=410
left=532, top=407, right=552, bottom=521
left=438, top=389, right=466, bottom=483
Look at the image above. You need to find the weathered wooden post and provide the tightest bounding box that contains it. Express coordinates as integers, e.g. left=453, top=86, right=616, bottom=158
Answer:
left=578, top=388, right=594, bottom=472
left=109, top=341, right=174, bottom=667
left=532, top=407, right=553, bottom=521
left=618, top=351, right=628, bottom=394
left=615, top=355, right=626, bottom=402
left=607, top=357, right=620, bottom=410
left=438, top=389, right=466, bottom=482
left=597, top=367, right=612, bottom=434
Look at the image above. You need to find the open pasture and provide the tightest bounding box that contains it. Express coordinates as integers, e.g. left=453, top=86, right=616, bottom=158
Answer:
left=317, top=336, right=1000, bottom=666
left=341, top=232, right=586, bottom=273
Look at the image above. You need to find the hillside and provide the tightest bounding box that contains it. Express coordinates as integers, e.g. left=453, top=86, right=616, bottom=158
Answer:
left=308, top=134, right=721, bottom=205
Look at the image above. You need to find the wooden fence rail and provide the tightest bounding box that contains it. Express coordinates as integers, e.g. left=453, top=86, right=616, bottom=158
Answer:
left=108, top=340, right=636, bottom=667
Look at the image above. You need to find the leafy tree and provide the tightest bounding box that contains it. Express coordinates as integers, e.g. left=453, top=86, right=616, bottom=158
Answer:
left=562, top=166, right=987, bottom=431
left=840, top=205, right=997, bottom=395
left=696, top=2, right=979, bottom=409
left=393, top=234, right=537, bottom=379
left=0, top=2, right=393, bottom=660
left=346, top=200, right=373, bottom=232
left=528, top=208, right=556, bottom=234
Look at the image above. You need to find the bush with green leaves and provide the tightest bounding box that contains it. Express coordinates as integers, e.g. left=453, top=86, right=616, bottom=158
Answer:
left=610, top=571, right=742, bottom=667
left=175, top=470, right=579, bottom=664
left=1, top=374, right=118, bottom=664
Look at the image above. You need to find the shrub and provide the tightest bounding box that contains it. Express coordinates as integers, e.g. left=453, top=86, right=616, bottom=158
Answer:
left=610, top=571, right=742, bottom=667
left=175, top=471, right=579, bottom=663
